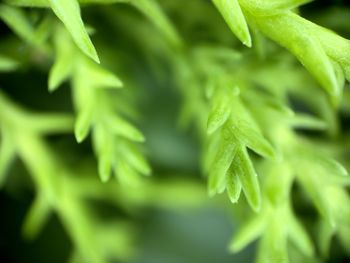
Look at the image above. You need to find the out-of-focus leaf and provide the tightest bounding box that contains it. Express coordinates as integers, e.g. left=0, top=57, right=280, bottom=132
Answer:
left=229, top=215, right=265, bottom=252
left=263, top=162, right=292, bottom=205
left=288, top=114, right=327, bottom=130
left=49, top=26, right=75, bottom=91
left=107, top=115, right=145, bottom=142
left=93, top=127, right=113, bottom=182
left=302, top=148, right=348, bottom=177
left=98, top=151, right=113, bottom=183
left=5, top=0, right=48, bottom=7
left=296, top=166, right=334, bottom=226
left=82, top=57, right=123, bottom=89
left=75, top=103, right=94, bottom=143
left=0, top=131, right=15, bottom=187
left=130, top=0, right=181, bottom=47
left=115, top=159, right=141, bottom=187
left=28, top=113, right=74, bottom=134
left=317, top=220, right=334, bottom=258
left=288, top=214, right=314, bottom=256
left=121, top=141, right=151, bottom=176
left=0, top=54, right=19, bottom=71
left=22, top=194, right=51, bottom=239
left=0, top=4, right=34, bottom=43
left=263, top=218, right=288, bottom=263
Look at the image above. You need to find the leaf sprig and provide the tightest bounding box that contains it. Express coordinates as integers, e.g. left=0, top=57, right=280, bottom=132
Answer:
left=213, top=0, right=350, bottom=105
left=49, top=25, right=150, bottom=184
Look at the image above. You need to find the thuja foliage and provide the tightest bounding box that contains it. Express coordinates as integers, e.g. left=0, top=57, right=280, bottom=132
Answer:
left=1, top=0, right=350, bottom=262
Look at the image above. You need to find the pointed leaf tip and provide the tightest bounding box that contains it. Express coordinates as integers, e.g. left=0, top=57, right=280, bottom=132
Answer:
left=49, top=0, right=100, bottom=63
left=74, top=106, right=94, bottom=143
left=213, top=0, right=252, bottom=48
left=236, top=145, right=262, bottom=212
left=98, top=155, right=112, bottom=183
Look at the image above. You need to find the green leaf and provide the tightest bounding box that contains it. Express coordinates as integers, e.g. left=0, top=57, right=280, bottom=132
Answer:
left=48, top=0, right=99, bottom=63
left=213, top=0, right=251, bottom=47
left=28, top=113, right=74, bottom=134
left=49, top=26, right=75, bottom=91
left=6, top=0, right=127, bottom=5
left=302, top=148, right=348, bottom=177
left=83, top=57, right=123, bottom=89
left=345, top=65, right=350, bottom=82
left=115, top=159, right=141, bottom=187
left=0, top=54, right=19, bottom=72
left=130, top=0, right=181, bottom=47
left=317, top=220, right=335, bottom=258
left=207, top=91, right=231, bottom=134
left=229, top=96, right=275, bottom=158
left=288, top=215, right=314, bottom=256
left=22, top=194, right=51, bottom=239
left=120, top=142, right=151, bottom=176
left=98, top=152, right=113, bottom=183
left=240, top=0, right=312, bottom=17
left=310, top=23, right=350, bottom=83
left=263, top=220, right=289, bottom=263
left=234, top=120, right=275, bottom=159
left=254, top=13, right=340, bottom=104
left=93, top=126, right=114, bottom=182
left=107, top=115, right=145, bottom=142
left=235, top=145, right=261, bottom=211
left=0, top=4, right=34, bottom=43
left=208, top=128, right=236, bottom=196
left=75, top=104, right=94, bottom=143
left=296, top=165, right=335, bottom=225
left=288, top=114, right=327, bottom=130
left=0, top=131, right=15, bottom=187
left=5, top=0, right=48, bottom=7
left=226, top=162, right=242, bottom=203
left=229, top=216, right=265, bottom=252
left=264, top=163, right=293, bottom=205
left=203, top=131, right=220, bottom=173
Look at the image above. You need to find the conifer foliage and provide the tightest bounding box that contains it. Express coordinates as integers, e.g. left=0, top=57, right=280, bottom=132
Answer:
left=1, top=0, right=350, bottom=262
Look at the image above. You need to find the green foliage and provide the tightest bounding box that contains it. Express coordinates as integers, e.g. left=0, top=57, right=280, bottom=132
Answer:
left=1, top=0, right=350, bottom=262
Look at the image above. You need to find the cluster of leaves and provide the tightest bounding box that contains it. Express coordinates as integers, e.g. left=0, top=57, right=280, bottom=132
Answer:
left=1, top=0, right=350, bottom=263
left=0, top=0, right=204, bottom=262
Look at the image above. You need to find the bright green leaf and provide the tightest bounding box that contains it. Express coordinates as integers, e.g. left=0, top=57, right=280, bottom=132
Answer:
left=207, top=92, right=231, bottom=134
left=208, top=127, right=236, bottom=196
left=213, top=0, right=251, bottom=47
left=75, top=104, right=94, bottom=143
left=235, top=144, right=261, bottom=211
left=226, top=162, right=242, bottom=203
left=48, top=0, right=99, bottom=63
left=49, top=25, right=75, bottom=91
